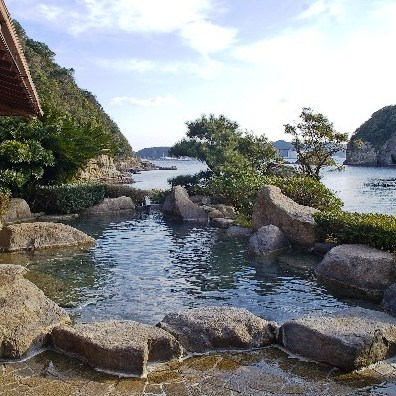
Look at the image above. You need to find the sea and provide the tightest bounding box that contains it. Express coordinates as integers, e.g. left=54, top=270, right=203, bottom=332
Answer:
left=132, top=159, right=396, bottom=216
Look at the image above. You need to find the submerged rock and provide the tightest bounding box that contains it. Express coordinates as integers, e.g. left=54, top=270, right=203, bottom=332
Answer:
left=157, top=307, right=278, bottom=353
left=82, top=196, right=135, bottom=215
left=315, top=244, right=396, bottom=300
left=0, top=222, right=95, bottom=252
left=163, top=186, right=208, bottom=222
left=210, top=217, right=234, bottom=228
left=248, top=225, right=290, bottom=255
left=0, top=265, right=70, bottom=359
left=252, top=185, right=318, bottom=247
left=279, top=307, right=396, bottom=371
left=51, top=320, right=182, bottom=377
left=226, top=225, right=252, bottom=238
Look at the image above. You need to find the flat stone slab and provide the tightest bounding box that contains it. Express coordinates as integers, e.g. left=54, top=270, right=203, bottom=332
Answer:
left=315, top=244, right=396, bottom=299
left=157, top=307, right=277, bottom=353
left=51, top=320, right=182, bottom=377
left=280, top=307, right=396, bottom=371
left=0, top=222, right=95, bottom=252
left=0, top=265, right=70, bottom=359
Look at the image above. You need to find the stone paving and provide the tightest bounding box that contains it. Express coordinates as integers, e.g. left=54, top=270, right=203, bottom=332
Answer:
left=2, top=346, right=396, bottom=396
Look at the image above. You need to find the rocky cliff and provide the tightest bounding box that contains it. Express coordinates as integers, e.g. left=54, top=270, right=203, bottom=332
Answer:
left=345, top=105, right=396, bottom=166
left=78, top=155, right=155, bottom=184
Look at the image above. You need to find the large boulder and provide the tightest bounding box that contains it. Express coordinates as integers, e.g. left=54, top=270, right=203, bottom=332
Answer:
left=382, top=284, right=396, bottom=317
left=1, top=198, right=34, bottom=224
left=315, top=244, right=396, bottom=300
left=248, top=225, right=290, bottom=255
left=0, top=265, right=70, bottom=359
left=82, top=196, right=135, bottom=215
left=279, top=307, right=396, bottom=371
left=0, top=222, right=95, bottom=252
left=51, top=320, right=182, bottom=377
left=157, top=307, right=277, bottom=353
left=162, top=186, right=208, bottom=222
left=252, top=185, right=318, bottom=247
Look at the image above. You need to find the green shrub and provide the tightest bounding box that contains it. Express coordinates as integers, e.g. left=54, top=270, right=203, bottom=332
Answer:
left=168, top=170, right=212, bottom=195
left=271, top=176, right=343, bottom=212
left=0, top=188, right=10, bottom=219
left=209, top=172, right=343, bottom=217
left=33, top=183, right=106, bottom=214
left=149, top=189, right=170, bottom=204
left=314, top=211, right=396, bottom=252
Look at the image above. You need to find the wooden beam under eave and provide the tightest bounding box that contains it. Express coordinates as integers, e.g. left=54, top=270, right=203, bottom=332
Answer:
left=0, top=0, right=43, bottom=117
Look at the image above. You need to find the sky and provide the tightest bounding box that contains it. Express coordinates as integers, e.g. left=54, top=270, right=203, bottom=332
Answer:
left=6, top=0, right=396, bottom=150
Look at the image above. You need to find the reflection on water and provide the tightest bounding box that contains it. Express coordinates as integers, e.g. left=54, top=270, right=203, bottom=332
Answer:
left=7, top=211, right=379, bottom=325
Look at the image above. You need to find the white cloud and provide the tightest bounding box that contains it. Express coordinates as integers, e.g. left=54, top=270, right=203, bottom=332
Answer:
left=180, top=20, right=237, bottom=54
left=109, top=95, right=177, bottom=107
left=297, top=0, right=346, bottom=21
left=96, top=58, right=155, bottom=72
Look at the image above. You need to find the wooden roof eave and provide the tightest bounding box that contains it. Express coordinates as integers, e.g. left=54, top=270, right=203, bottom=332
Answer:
left=0, top=0, right=43, bottom=118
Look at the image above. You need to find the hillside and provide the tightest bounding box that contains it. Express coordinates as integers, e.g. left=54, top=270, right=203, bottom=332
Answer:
left=136, top=147, right=171, bottom=159
left=14, top=21, right=133, bottom=158
left=345, top=105, right=396, bottom=165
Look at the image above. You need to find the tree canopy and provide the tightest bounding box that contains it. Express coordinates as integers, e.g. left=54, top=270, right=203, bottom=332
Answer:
left=284, top=107, right=348, bottom=180
left=170, top=114, right=280, bottom=176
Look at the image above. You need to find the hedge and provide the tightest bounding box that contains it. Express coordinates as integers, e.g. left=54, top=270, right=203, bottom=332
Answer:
left=0, top=188, right=10, bottom=219
left=314, top=210, right=396, bottom=252
left=34, top=183, right=106, bottom=214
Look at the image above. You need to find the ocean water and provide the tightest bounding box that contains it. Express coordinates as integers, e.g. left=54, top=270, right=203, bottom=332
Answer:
left=133, top=159, right=396, bottom=215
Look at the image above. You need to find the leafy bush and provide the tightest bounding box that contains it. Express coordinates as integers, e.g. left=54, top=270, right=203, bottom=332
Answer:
left=314, top=211, right=396, bottom=252
left=33, top=183, right=106, bottom=214
left=209, top=172, right=343, bottom=217
left=149, top=189, right=170, bottom=204
left=169, top=170, right=212, bottom=195
left=272, top=176, right=343, bottom=212
left=0, top=188, right=10, bottom=219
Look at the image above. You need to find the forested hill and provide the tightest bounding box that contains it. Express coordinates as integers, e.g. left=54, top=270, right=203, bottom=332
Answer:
left=14, top=21, right=133, bottom=157
left=136, top=147, right=171, bottom=159
left=350, top=105, right=396, bottom=149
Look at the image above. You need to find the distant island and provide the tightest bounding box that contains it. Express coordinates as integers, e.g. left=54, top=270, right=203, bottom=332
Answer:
left=136, top=147, right=171, bottom=160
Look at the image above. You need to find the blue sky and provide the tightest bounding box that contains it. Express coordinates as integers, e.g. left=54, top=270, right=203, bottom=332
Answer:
left=7, top=0, right=396, bottom=150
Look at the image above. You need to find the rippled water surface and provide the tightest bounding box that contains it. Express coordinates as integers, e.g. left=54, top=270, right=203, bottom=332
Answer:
left=3, top=211, right=378, bottom=325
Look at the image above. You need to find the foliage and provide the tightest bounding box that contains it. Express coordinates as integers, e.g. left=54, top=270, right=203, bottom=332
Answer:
left=104, top=184, right=149, bottom=205
left=314, top=211, right=396, bottom=252
left=149, top=189, right=170, bottom=204
left=209, top=171, right=343, bottom=217
left=136, top=147, right=171, bottom=160
left=169, top=171, right=213, bottom=195
left=13, top=21, right=133, bottom=158
left=33, top=183, right=106, bottom=214
left=169, top=114, right=280, bottom=177
left=0, top=117, right=54, bottom=196
left=0, top=188, right=10, bottom=219
left=284, top=107, right=348, bottom=180
left=349, top=105, right=396, bottom=149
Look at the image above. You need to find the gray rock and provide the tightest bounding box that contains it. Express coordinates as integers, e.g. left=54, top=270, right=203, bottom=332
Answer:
left=207, top=208, right=224, bottom=219
left=248, top=225, right=290, bottom=255
left=82, top=196, right=135, bottom=215
left=0, top=222, right=95, bottom=252
left=226, top=225, right=252, bottom=238
left=383, top=284, right=396, bottom=317
left=1, top=198, right=34, bottom=224
left=190, top=195, right=211, bottom=205
left=253, top=185, right=318, bottom=247
left=163, top=186, right=208, bottom=222
left=210, top=217, right=234, bottom=228
left=214, top=204, right=237, bottom=219
left=280, top=307, right=396, bottom=371
left=0, top=265, right=70, bottom=358
left=157, top=307, right=278, bottom=353
left=315, top=244, right=396, bottom=300
left=51, top=320, right=182, bottom=377
left=314, top=242, right=338, bottom=255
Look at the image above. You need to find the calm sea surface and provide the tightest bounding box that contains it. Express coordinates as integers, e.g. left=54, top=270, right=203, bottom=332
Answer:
left=134, top=159, right=396, bottom=215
